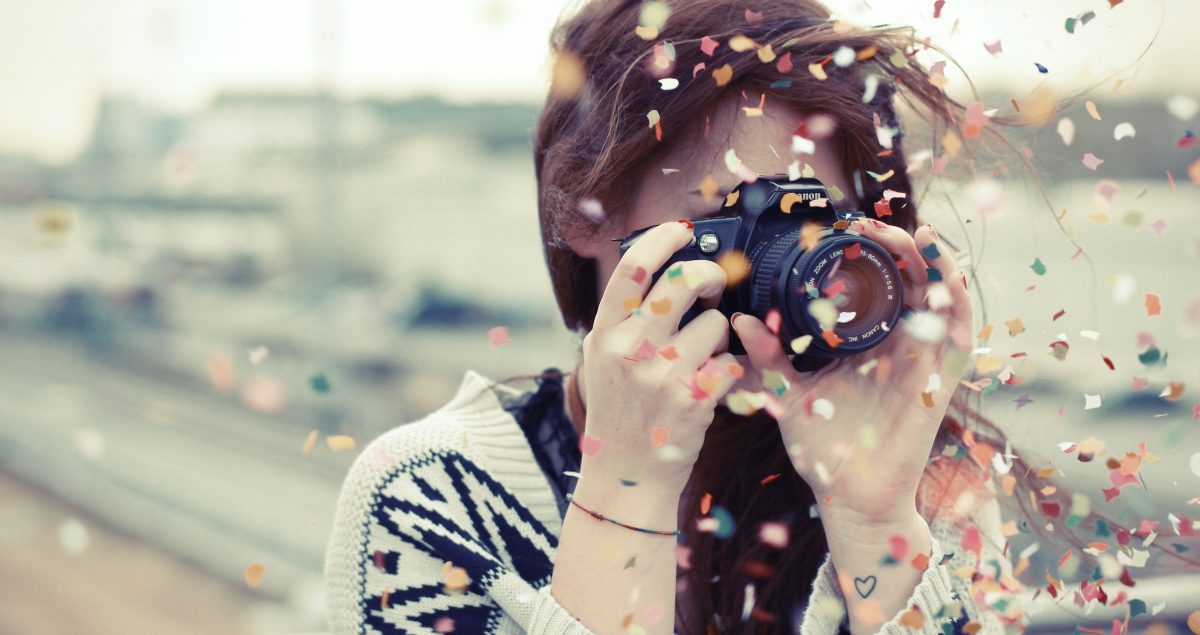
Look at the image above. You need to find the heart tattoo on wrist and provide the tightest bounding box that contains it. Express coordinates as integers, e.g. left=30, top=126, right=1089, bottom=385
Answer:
left=853, top=575, right=877, bottom=599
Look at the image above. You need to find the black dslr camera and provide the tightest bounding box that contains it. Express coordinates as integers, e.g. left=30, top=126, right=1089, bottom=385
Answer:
left=617, top=175, right=904, bottom=371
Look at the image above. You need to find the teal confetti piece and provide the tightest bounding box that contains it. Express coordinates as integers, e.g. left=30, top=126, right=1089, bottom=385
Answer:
left=1137, top=346, right=1166, bottom=367
left=927, top=267, right=943, bottom=282
left=1129, top=599, right=1147, bottom=619
left=1035, top=62, right=1048, bottom=74
left=1095, top=518, right=1111, bottom=537
left=880, top=554, right=898, bottom=565
left=710, top=505, right=736, bottom=539
left=619, top=478, right=638, bottom=486
left=1067, top=513, right=1084, bottom=528
left=770, top=79, right=792, bottom=88
left=666, top=262, right=684, bottom=279
left=921, top=242, right=942, bottom=260
left=1031, top=258, right=1047, bottom=275
left=310, top=373, right=331, bottom=394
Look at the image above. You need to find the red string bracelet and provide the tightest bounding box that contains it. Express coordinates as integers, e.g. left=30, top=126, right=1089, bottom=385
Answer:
left=566, top=494, right=679, bottom=536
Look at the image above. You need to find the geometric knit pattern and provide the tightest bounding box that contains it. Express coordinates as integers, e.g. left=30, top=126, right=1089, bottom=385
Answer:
left=324, top=369, right=1023, bottom=635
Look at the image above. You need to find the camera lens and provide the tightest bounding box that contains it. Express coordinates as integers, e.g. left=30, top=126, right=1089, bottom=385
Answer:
left=744, top=229, right=903, bottom=359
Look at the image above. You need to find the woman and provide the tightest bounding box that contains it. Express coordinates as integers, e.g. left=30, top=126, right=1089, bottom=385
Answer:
left=326, top=1, right=1029, bottom=633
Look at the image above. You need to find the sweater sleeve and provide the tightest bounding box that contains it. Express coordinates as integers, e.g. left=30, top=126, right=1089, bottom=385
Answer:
left=797, top=495, right=1024, bottom=635
left=525, top=583, right=599, bottom=634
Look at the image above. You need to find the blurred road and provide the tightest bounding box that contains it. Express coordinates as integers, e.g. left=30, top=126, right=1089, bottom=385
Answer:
left=0, top=470, right=265, bottom=635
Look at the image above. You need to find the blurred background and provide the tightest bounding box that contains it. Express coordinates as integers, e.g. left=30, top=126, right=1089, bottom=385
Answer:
left=0, top=0, right=1196, bottom=633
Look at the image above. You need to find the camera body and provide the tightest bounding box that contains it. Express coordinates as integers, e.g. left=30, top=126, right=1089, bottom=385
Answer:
left=617, top=175, right=904, bottom=371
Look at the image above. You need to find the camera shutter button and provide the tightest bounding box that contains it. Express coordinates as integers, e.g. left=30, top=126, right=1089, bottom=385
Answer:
left=697, top=232, right=720, bottom=255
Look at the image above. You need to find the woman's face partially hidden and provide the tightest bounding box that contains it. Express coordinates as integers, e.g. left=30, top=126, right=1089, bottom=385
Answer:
left=579, top=94, right=859, bottom=394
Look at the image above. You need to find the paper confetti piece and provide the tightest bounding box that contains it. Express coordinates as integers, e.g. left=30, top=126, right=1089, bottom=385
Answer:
left=326, top=435, right=356, bottom=452
left=1113, top=122, right=1136, bottom=140
left=790, top=335, right=813, bottom=354
left=580, top=434, right=604, bottom=457
left=1034, top=62, right=1048, bottom=74
left=302, top=430, right=318, bottom=454
left=650, top=297, right=672, bottom=315
left=1145, top=293, right=1162, bottom=316
left=712, top=64, right=733, bottom=86
left=1084, top=394, right=1101, bottom=410
left=244, top=563, right=266, bottom=588
left=635, top=338, right=658, bottom=360
left=442, top=561, right=470, bottom=591
left=1057, top=118, right=1075, bottom=145
left=488, top=326, right=511, bottom=346
left=810, top=398, right=835, bottom=420
left=1082, top=153, right=1104, bottom=170
left=1005, top=318, right=1025, bottom=336
left=1030, top=258, right=1046, bottom=276
left=433, top=617, right=455, bottom=633
left=1085, top=100, right=1102, bottom=120
left=651, top=427, right=670, bottom=448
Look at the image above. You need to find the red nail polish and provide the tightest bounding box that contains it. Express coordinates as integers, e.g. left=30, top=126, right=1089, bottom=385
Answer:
left=870, top=219, right=888, bottom=229
left=676, top=218, right=694, bottom=230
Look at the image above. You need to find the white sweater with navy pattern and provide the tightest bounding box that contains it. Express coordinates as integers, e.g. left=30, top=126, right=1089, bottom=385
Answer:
left=323, top=370, right=1019, bottom=634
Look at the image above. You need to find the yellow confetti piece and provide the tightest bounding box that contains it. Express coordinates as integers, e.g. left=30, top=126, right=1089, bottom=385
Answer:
left=441, top=561, right=470, bottom=592
left=647, top=110, right=660, bottom=128
left=712, top=64, right=733, bottom=86
left=729, top=35, right=758, bottom=51
left=1085, top=100, right=1102, bottom=120
left=244, top=563, right=266, bottom=588
left=550, top=51, right=586, bottom=100
left=756, top=44, right=776, bottom=63
left=716, top=250, right=749, bottom=287
left=780, top=192, right=805, bottom=213
left=650, top=297, right=672, bottom=315
left=699, top=175, right=719, bottom=201
left=326, top=435, right=356, bottom=452
left=1005, top=317, right=1025, bottom=336
left=1186, top=610, right=1200, bottom=635
left=622, top=296, right=642, bottom=313
left=899, top=608, right=924, bottom=629
left=723, top=190, right=740, bottom=207
left=975, top=355, right=1001, bottom=375
left=207, top=352, right=237, bottom=392
left=634, top=24, right=658, bottom=40
left=302, top=430, right=318, bottom=454
left=856, top=45, right=878, bottom=60
left=808, top=62, right=827, bottom=80
left=942, top=130, right=962, bottom=158
left=921, top=391, right=935, bottom=407
left=977, top=323, right=994, bottom=341
left=799, top=221, right=824, bottom=251
left=790, top=335, right=813, bottom=354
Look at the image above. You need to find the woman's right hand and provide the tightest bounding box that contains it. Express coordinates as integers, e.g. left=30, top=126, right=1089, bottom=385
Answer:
left=576, top=220, right=743, bottom=500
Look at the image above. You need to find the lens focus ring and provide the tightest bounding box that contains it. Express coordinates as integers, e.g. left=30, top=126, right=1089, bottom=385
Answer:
left=749, top=227, right=802, bottom=314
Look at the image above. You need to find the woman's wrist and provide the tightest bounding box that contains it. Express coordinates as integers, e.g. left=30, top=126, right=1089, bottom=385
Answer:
left=817, top=499, right=930, bottom=554
left=570, top=466, right=683, bottom=533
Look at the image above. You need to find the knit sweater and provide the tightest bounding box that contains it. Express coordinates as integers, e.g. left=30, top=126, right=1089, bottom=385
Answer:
left=324, top=369, right=1021, bottom=634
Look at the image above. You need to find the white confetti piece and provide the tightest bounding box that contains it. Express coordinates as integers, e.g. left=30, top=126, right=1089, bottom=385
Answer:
left=58, top=518, right=90, bottom=556
left=925, top=373, right=942, bottom=393
left=1113, top=122, right=1136, bottom=140
left=902, top=311, right=948, bottom=344
left=832, top=45, right=856, bottom=67
left=1079, top=330, right=1100, bottom=340
left=810, top=398, right=835, bottom=420
left=1084, top=393, right=1101, bottom=410
left=659, top=78, right=679, bottom=90
left=790, top=335, right=813, bottom=354
left=1057, top=118, right=1075, bottom=145
left=1167, top=95, right=1198, bottom=121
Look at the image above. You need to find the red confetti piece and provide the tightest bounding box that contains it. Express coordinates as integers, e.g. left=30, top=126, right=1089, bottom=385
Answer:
left=776, top=51, right=793, bottom=73
left=631, top=266, right=647, bottom=283
left=873, top=198, right=892, bottom=217
left=658, top=345, right=679, bottom=361
left=844, top=243, right=862, bottom=259
left=821, top=329, right=844, bottom=348
left=760, top=473, right=781, bottom=485
left=823, top=279, right=847, bottom=297
left=1041, top=501, right=1062, bottom=518
left=1145, top=293, right=1162, bottom=316
left=1102, top=356, right=1115, bottom=370
left=651, top=426, right=670, bottom=448
left=636, top=338, right=658, bottom=360
left=1052, top=309, right=1066, bottom=321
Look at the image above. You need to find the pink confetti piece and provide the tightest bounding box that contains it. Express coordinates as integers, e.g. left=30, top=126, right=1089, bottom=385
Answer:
left=641, top=603, right=666, bottom=626
left=889, top=535, right=909, bottom=561
left=1148, top=218, right=1167, bottom=236
left=433, top=617, right=455, bottom=633
left=1082, top=152, right=1104, bottom=170
left=961, top=525, right=982, bottom=554
left=744, top=8, right=762, bottom=24
left=765, top=309, right=782, bottom=334
left=776, top=52, right=793, bottom=73
left=635, top=338, right=658, bottom=360
left=700, top=36, right=719, bottom=56
left=1094, top=179, right=1120, bottom=203
left=488, top=326, right=511, bottom=346
left=580, top=434, right=604, bottom=457
left=983, top=40, right=1003, bottom=56
left=631, top=266, right=647, bottom=283
left=692, top=62, right=706, bottom=78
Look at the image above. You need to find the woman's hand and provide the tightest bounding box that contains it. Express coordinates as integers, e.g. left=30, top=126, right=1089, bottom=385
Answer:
left=577, top=220, right=744, bottom=500
left=730, top=221, right=974, bottom=523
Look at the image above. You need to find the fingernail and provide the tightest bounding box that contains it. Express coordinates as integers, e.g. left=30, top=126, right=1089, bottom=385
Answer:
left=676, top=218, right=695, bottom=231
left=870, top=219, right=888, bottom=230
left=926, top=223, right=938, bottom=240
left=730, top=311, right=745, bottom=326
left=849, top=220, right=865, bottom=232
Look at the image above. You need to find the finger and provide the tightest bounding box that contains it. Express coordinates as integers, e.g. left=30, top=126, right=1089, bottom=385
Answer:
left=593, top=220, right=694, bottom=330
left=730, top=313, right=795, bottom=378
left=668, top=308, right=730, bottom=370
left=913, top=225, right=973, bottom=349
left=850, top=219, right=928, bottom=287
left=698, top=352, right=741, bottom=402
left=637, top=260, right=727, bottom=340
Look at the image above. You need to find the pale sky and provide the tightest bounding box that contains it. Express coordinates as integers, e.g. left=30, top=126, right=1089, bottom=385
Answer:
left=1, top=0, right=1196, bottom=163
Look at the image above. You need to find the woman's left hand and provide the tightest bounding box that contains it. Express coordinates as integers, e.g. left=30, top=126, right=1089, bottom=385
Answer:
left=730, top=221, right=975, bottom=525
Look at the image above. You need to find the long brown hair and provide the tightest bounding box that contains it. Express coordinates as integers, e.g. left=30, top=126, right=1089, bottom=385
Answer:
left=530, top=0, right=1190, bottom=632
